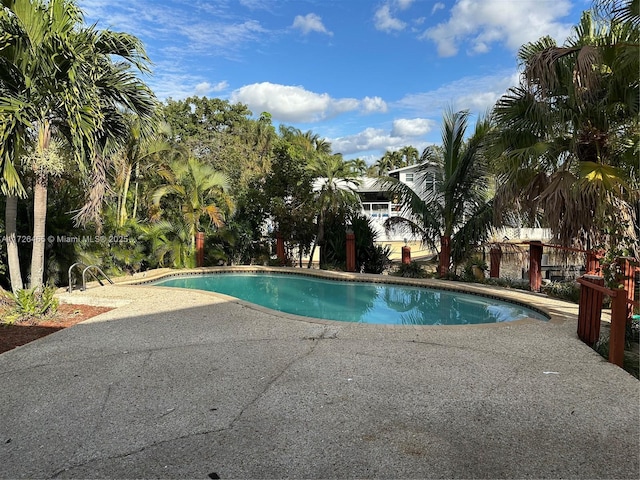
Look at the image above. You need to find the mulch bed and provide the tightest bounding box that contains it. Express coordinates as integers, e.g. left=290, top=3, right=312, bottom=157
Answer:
left=0, top=304, right=112, bottom=354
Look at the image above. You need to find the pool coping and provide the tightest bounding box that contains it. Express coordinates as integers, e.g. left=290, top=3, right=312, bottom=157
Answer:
left=99, top=266, right=579, bottom=327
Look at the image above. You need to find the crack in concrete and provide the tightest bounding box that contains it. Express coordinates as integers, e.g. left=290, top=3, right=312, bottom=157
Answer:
left=48, top=341, right=318, bottom=478
left=0, top=338, right=294, bottom=377
left=227, top=340, right=318, bottom=430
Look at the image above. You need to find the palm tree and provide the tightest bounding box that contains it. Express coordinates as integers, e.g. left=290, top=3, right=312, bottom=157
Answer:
left=306, top=153, right=361, bottom=267
left=491, top=9, right=639, bottom=252
left=373, top=155, right=393, bottom=177
left=384, top=110, right=494, bottom=277
left=113, top=117, right=171, bottom=228
left=0, top=0, right=157, bottom=289
left=399, top=146, right=420, bottom=167
left=593, top=0, right=639, bottom=28
left=151, top=156, right=234, bottom=267
left=347, top=157, right=368, bottom=176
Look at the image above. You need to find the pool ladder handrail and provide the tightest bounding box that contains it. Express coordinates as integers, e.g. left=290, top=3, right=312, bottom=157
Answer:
left=68, top=262, right=113, bottom=293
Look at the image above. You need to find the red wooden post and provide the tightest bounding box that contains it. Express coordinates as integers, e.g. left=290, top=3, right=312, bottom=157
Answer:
left=489, top=246, right=502, bottom=278
left=346, top=232, right=356, bottom=272
left=196, top=232, right=205, bottom=267
left=401, top=246, right=411, bottom=265
left=577, top=275, right=604, bottom=345
left=529, top=241, right=543, bottom=292
left=586, top=251, right=601, bottom=275
left=276, top=232, right=285, bottom=263
left=617, top=257, right=636, bottom=323
left=609, top=288, right=627, bottom=367
left=439, top=236, right=451, bottom=277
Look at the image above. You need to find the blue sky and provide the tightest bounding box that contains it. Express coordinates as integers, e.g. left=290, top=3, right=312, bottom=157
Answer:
left=80, top=0, right=591, bottom=163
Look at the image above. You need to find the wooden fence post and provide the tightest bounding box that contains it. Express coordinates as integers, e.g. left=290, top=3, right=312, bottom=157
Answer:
left=609, top=288, right=627, bottom=367
left=276, top=232, right=285, bottom=264
left=346, top=232, right=356, bottom=272
left=586, top=251, right=601, bottom=275
left=617, top=257, right=636, bottom=323
left=489, top=246, right=502, bottom=278
left=401, top=246, right=411, bottom=265
left=529, top=241, right=543, bottom=292
left=577, top=275, right=604, bottom=345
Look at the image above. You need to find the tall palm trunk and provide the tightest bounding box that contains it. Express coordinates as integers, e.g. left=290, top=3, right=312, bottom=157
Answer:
left=307, top=210, right=325, bottom=268
left=118, top=163, right=132, bottom=226
left=29, top=122, right=51, bottom=290
left=5, top=195, right=23, bottom=292
left=30, top=173, right=48, bottom=289
left=132, top=160, right=140, bottom=219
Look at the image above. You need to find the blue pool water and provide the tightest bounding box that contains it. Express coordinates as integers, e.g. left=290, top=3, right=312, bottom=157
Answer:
left=152, top=273, right=548, bottom=325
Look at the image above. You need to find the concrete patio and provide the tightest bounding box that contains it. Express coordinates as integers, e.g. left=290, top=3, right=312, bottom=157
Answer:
left=0, top=271, right=638, bottom=479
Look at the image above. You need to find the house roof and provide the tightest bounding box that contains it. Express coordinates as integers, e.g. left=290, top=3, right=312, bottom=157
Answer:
left=311, top=176, right=389, bottom=194
left=388, top=161, right=438, bottom=174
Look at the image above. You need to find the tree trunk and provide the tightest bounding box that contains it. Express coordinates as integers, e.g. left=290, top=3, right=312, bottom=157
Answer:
left=307, top=240, right=317, bottom=269
left=307, top=212, right=325, bottom=269
left=439, top=235, right=451, bottom=277
left=119, top=163, right=132, bottom=227
left=132, top=160, right=140, bottom=220
left=30, top=172, right=48, bottom=289
left=5, top=195, right=23, bottom=292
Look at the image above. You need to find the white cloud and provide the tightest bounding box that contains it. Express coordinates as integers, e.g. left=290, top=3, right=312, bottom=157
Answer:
left=374, top=5, right=406, bottom=32
left=239, top=0, right=274, bottom=10
left=230, top=83, right=392, bottom=122
left=148, top=74, right=209, bottom=100
left=292, top=13, right=333, bottom=36
left=329, top=121, right=432, bottom=157
left=230, top=82, right=359, bottom=123
left=431, top=2, right=445, bottom=14
left=194, top=82, right=212, bottom=96
left=81, top=0, right=270, bottom=59
left=192, top=81, right=230, bottom=96
left=396, top=70, right=520, bottom=116
left=179, top=20, right=268, bottom=54
left=330, top=128, right=401, bottom=155
left=422, top=0, right=574, bottom=57
left=212, top=81, right=229, bottom=92
left=361, top=96, right=388, bottom=113
left=374, top=0, right=419, bottom=33
left=396, top=0, right=414, bottom=10
left=391, top=118, right=436, bottom=137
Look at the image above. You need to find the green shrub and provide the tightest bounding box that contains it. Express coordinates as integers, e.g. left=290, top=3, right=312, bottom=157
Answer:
left=267, top=257, right=293, bottom=267
left=2, top=286, right=59, bottom=325
left=394, top=261, right=427, bottom=278
left=484, top=277, right=531, bottom=291
left=363, top=244, right=392, bottom=274
left=542, top=281, right=581, bottom=303
left=322, top=213, right=391, bottom=273
left=594, top=335, right=639, bottom=379
left=460, top=258, right=488, bottom=282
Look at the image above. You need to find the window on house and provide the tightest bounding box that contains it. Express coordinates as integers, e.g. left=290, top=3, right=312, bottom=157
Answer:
left=405, top=173, right=414, bottom=182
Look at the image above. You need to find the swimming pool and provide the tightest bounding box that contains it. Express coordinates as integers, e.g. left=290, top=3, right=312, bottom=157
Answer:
left=152, top=272, right=548, bottom=325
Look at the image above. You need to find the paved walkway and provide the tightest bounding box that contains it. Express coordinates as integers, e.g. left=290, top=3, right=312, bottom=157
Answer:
left=0, top=271, right=638, bottom=479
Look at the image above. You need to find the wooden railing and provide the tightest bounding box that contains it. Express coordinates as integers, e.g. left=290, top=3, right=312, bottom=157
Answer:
left=576, top=276, right=627, bottom=366
left=576, top=257, right=638, bottom=368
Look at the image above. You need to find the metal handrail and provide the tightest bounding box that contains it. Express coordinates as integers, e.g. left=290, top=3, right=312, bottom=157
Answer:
left=81, top=265, right=113, bottom=291
left=68, top=262, right=87, bottom=293
left=68, top=262, right=113, bottom=293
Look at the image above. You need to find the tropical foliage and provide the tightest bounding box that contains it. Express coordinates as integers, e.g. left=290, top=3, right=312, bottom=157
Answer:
left=0, top=0, right=157, bottom=291
left=491, top=6, right=639, bottom=255
left=151, top=156, right=233, bottom=267
left=0, top=0, right=637, bottom=293
left=383, top=110, right=495, bottom=276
